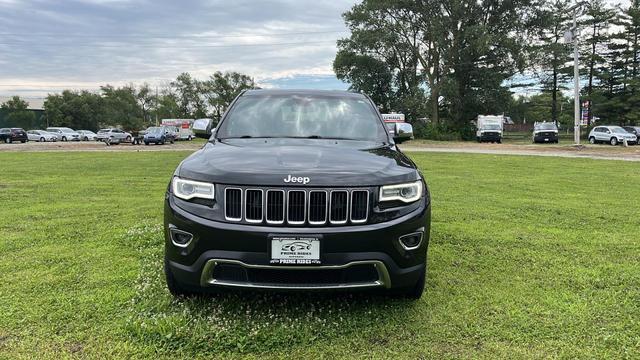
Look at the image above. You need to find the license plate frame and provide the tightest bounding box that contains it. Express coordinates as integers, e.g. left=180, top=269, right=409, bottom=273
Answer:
left=269, top=235, right=321, bottom=265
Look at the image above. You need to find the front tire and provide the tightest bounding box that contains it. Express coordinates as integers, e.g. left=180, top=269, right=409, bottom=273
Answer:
left=589, top=137, right=596, bottom=144
left=5, top=138, right=12, bottom=143
left=62, top=136, right=67, bottom=142
left=610, top=137, right=618, bottom=146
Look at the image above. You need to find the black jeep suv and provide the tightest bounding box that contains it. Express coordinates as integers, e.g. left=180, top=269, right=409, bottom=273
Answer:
left=164, top=90, right=431, bottom=298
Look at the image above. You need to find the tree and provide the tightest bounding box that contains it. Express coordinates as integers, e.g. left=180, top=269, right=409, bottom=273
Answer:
left=136, top=83, right=157, bottom=126
left=334, top=50, right=394, bottom=112
left=336, top=0, right=535, bottom=131
left=532, top=0, right=573, bottom=125
left=100, top=85, right=143, bottom=131
left=171, top=72, right=207, bottom=118
left=1, top=96, right=36, bottom=128
left=203, top=71, right=256, bottom=121
left=580, top=0, right=615, bottom=126
left=43, top=90, right=104, bottom=131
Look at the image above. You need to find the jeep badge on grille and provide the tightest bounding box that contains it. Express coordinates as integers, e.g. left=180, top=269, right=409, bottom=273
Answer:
left=283, top=175, right=310, bottom=184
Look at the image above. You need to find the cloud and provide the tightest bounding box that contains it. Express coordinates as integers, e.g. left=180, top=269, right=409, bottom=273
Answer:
left=0, top=0, right=358, bottom=96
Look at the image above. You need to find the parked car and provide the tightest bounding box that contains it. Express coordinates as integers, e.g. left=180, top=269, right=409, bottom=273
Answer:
left=143, top=126, right=175, bottom=145
left=46, top=127, right=81, bottom=141
left=532, top=122, right=559, bottom=143
left=163, top=89, right=430, bottom=299
left=96, top=128, right=132, bottom=142
left=27, top=130, right=57, bottom=142
left=0, top=128, right=28, bottom=143
left=622, top=126, right=640, bottom=143
left=588, top=126, right=638, bottom=146
left=77, top=130, right=97, bottom=141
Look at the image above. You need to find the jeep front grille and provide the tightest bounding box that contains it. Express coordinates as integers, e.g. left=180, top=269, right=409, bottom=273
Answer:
left=224, top=186, right=370, bottom=225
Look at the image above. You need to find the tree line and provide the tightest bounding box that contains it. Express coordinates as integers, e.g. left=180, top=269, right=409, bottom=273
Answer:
left=334, top=0, right=640, bottom=138
left=0, top=71, right=256, bottom=131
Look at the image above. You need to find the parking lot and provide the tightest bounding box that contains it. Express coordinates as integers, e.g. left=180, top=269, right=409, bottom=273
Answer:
left=2, top=138, right=639, bottom=162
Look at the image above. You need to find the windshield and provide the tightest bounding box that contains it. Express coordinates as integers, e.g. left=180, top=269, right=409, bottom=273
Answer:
left=482, top=124, right=501, bottom=130
left=148, top=127, right=163, bottom=134
left=535, top=123, right=557, bottom=130
left=216, top=94, right=387, bottom=142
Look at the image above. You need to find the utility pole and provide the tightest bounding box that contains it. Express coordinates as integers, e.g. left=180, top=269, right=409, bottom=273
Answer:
left=155, top=86, right=159, bottom=126
left=566, top=1, right=587, bottom=145
left=573, top=11, right=580, bottom=145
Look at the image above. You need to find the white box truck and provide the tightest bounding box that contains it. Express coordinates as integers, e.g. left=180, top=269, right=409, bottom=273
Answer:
left=161, top=119, right=195, bottom=140
left=476, top=115, right=504, bottom=143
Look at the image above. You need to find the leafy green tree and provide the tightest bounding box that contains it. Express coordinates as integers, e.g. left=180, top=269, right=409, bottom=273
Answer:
left=171, top=72, right=207, bottom=118
left=580, top=0, right=616, bottom=126
left=0, top=96, right=36, bottom=128
left=532, top=0, right=573, bottom=125
left=136, top=83, right=157, bottom=126
left=100, top=85, right=143, bottom=131
left=203, top=71, right=256, bottom=121
left=43, top=90, right=104, bottom=131
left=336, top=0, right=534, bottom=131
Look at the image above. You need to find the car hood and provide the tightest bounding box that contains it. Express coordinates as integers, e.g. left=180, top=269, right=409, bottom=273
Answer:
left=178, top=139, right=419, bottom=186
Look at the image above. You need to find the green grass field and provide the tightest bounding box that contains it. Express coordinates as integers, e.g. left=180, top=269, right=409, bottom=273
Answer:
left=0, top=151, right=639, bottom=359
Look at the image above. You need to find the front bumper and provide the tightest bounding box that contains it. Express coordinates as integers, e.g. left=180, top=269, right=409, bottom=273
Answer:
left=533, top=133, right=559, bottom=143
left=479, top=132, right=502, bottom=142
left=164, top=195, right=430, bottom=291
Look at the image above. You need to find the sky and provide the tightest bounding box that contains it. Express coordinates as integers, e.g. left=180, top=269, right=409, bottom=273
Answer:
left=0, top=0, right=358, bottom=98
left=0, top=0, right=632, bottom=100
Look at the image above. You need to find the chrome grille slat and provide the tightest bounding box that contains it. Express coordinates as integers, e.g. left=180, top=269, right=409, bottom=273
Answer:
left=266, top=190, right=285, bottom=224
left=287, top=190, right=306, bottom=224
left=245, top=189, right=263, bottom=223
left=329, top=190, right=349, bottom=224
left=224, top=187, right=368, bottom=225
left=308, top=190, right=328, bottom=224
left=350, top=190, right=369, bottom=223
left=224, top=188, right=242, bottom=221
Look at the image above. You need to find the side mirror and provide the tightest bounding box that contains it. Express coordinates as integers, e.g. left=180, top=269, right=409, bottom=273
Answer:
left=393, top=123, right=414, bottom=144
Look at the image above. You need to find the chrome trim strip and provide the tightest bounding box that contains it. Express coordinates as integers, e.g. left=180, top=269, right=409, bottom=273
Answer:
left=329, top=190, right=349, bottom=224
left=349, top=190, right=369, bottom=224
left=168, top=225, right=193, bottom=248
left=308, top=190, right=328, bottom=225
left=244, top=188, right=264, bottom=223
left=398, top=230, right=424, bottom=251
left=286, top=190, right=306, bottom=225
left=224, top=187, right=243, bottom=221
left=200, top=259, right=391, bottom=289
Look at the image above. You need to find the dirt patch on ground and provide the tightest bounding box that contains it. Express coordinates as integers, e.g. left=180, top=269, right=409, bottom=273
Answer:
left=401, top=140, right=640, bottom=162
left=2, top=138, right=639, bottom=161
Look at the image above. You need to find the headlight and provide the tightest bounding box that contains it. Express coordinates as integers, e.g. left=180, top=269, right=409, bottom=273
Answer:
left=172, top=177, right=215, bottom=200
left=379, top=180, right=423, bottom=203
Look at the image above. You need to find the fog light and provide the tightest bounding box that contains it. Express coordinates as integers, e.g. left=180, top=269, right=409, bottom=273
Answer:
left=170, top=227, right=193, bottom=248
left=399, top=231, right=423, bottom=250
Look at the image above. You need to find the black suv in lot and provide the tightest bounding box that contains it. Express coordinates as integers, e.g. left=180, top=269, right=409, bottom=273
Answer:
left=164, top=90, right=431, bottom=298
left=0, top=128, right=28, bottom=143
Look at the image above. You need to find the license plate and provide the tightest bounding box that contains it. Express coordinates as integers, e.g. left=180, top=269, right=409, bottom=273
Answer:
left=270, top=235, right=320, bottom=265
